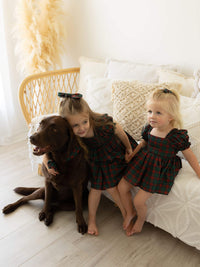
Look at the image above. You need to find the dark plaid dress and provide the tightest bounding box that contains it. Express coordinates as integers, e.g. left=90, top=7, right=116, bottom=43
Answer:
left=124, top=124, right=191, bottom=195
left=82, top=115, right=137, bottom=190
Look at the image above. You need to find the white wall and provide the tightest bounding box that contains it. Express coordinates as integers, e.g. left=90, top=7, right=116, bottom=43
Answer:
left=63, top=0, right=200, bottom=75
left=3, top=0, right=199, bottom=143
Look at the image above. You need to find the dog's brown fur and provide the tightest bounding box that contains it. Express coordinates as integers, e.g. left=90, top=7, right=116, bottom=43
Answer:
left=3, top=115, right=89, bottom=234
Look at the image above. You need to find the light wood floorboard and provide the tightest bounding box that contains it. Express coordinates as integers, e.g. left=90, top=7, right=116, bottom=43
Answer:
left=0, top=139, right=200, bottom=267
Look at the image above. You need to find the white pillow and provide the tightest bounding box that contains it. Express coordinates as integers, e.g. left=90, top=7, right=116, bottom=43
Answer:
left=180, top=95, right=200, bottom=162
left=158, top=69, right=195, bottom=97
left=111, top=82, right=200, bottom=161
left=78, top=56, right=106, bottom=95
left=85, top=76, right=113, bottom=116
left=112, top=80, right=181, bottom=141
left=106, top=58, right=179, bottom=83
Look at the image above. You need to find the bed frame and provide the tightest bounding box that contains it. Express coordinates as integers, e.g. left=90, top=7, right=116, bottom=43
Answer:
left=18, top=67, right=80, bottom=125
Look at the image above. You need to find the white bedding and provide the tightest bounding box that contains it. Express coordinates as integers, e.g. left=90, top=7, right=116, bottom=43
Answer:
left=80, top=56, right=200, bottom=250
left=27, top=57, right=200, bottom=250
left=28, top=115, right=200, bottom=250
left=104, top=160, right=200, bottom=249
left=143, top=160, right=200, bottom=249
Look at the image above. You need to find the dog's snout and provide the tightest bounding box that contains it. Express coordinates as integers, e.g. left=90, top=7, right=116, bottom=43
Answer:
left=30, top=134, right=37, bottom=144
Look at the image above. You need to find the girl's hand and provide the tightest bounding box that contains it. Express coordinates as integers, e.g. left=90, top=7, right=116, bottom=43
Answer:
left=47, top=167, right=59, bottom=176
left=125, top=148, right=133, bottom=163
left=47, top=160, right=59, bottom=176
left=43, top=155, right=59, bottom=176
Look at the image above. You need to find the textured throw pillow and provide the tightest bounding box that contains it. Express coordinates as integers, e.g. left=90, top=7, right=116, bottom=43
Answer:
left=112, top=80, right=181, bottom=141
left=106, top=58, right=180, bottom=83
left=78, top=56, right=106, bottom=95
left=158, top=69, right=195, bottom=97
left=180, top=96, right=200, bottom=162
left=85, top=76, right=113, bottom=116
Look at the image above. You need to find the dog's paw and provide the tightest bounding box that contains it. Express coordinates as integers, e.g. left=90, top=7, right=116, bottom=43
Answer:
left=38, top=211, right=46, bottom=221
left=39, top=210, right=53, bottom=226
left=78, top=222, right=88, bottom=235
left=44, top=213, right=53, bottom=226
left=2, top=204, right=16, bottom=214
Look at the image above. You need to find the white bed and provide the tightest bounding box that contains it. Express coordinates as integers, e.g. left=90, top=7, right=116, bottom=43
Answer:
left=27, top=56, right=200, bottom=250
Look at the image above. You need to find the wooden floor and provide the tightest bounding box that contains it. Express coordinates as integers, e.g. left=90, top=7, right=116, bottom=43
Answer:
left=1, top=139, right=200, bottom=267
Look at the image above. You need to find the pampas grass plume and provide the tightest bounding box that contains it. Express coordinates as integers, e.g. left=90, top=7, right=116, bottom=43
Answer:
left=14, top=0, right=66, bottom=75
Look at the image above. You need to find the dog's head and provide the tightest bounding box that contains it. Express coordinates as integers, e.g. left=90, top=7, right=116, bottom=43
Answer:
left=30, top=115, right=71, bottom=156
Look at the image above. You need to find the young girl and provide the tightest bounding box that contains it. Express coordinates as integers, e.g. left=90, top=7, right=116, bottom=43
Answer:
left=118, top=88, right=200, bottom=236
left=43, top=92, right=138, bottom=236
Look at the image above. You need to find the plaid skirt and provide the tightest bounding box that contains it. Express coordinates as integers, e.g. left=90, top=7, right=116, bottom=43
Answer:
left=124, top=148, right=182, bottom=195
left=89, top=159, right=128, bottom=190
left=125, top=125, right=190, bottom=195
left=87, top=133, right=137, bottom=190
left=82, top=114, right=138, bottom=190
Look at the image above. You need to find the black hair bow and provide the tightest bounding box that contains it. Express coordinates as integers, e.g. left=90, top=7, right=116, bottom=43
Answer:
left=58, top=92, right=82, bottom=99
left=163, top=88, right=173, bottom=94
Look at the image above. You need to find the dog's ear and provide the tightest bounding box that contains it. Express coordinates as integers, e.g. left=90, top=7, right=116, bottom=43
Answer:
left=62, top=117, right=73, bottom=134
left=61, top=117, right=74, bottom=142
left=62, top=117, right=70, bottom=125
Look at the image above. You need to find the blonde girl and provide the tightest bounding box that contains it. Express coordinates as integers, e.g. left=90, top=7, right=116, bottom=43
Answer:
left=118, top=88, right=200, bottom=236
left=43, top=92, right=137, bottom=236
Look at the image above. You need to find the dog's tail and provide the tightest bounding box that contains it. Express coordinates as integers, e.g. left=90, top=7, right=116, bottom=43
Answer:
left=14, top=187, right=40, bottom=196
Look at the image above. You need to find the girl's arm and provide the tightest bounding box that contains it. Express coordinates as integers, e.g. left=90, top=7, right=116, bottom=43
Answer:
left=182, top=148, right=200, bottom=178
left=115, top=123, right=132, bottom=150
left=114, top=123, right=133, bottom=162
left=131, top=139, right=147, bottom=158
left=114, top=123, right=145, bottom=162
left=43, top=154, right=59, bottom=176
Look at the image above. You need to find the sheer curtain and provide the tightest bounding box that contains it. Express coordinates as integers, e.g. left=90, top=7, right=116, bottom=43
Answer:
left=0, top=0, right=27, bottom=145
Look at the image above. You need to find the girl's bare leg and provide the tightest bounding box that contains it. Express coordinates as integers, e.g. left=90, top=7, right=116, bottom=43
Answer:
left=118, top=178, right=136, bottom=230
left=106, top=186, right=126, bottom=219
left=127, top=189, right=152, bottom=236
left=88, top=188, right=102, bottom=236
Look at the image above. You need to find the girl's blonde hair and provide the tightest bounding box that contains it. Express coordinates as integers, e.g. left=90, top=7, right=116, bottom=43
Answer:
left=146, top=88, right=183, bottom=129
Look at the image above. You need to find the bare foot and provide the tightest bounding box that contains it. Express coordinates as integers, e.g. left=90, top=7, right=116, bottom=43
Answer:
left=125, top=219, right=134, bottom=236
left=123, top=210, right=136, bottom=230
left=87, top=220, right=99, bottom=236
left=127, top=217, right=145, bottom=236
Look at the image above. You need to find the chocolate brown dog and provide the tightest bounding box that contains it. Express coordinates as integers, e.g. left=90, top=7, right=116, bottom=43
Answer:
left=3, top=115, right=89, bottom=234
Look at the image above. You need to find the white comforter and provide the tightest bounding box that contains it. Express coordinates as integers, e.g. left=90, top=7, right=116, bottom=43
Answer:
left=139, top=160, right=200, bottom=249
left=28, top=115, right=200, bottom=250
left=102, top=160, right=200, bottom=250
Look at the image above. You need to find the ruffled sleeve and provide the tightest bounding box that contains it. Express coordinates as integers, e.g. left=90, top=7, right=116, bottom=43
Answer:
left=141, top=124, right=151, bottom=142
left=96, top=114, right=115, bottom=137
left=83, top=114, right=125, bottom=162
left=169, top=129, right=191, bottom=152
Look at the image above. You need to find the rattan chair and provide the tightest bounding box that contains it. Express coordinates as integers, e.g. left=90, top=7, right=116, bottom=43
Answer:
left=18, top=67, right=80, bottom=175
left=19, top=67, right=80, bottom=125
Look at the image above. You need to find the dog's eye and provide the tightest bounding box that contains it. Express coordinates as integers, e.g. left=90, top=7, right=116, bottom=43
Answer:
left=52, top=128, right=58, bottom=133
left=50, top=124, right=58, bottom=133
